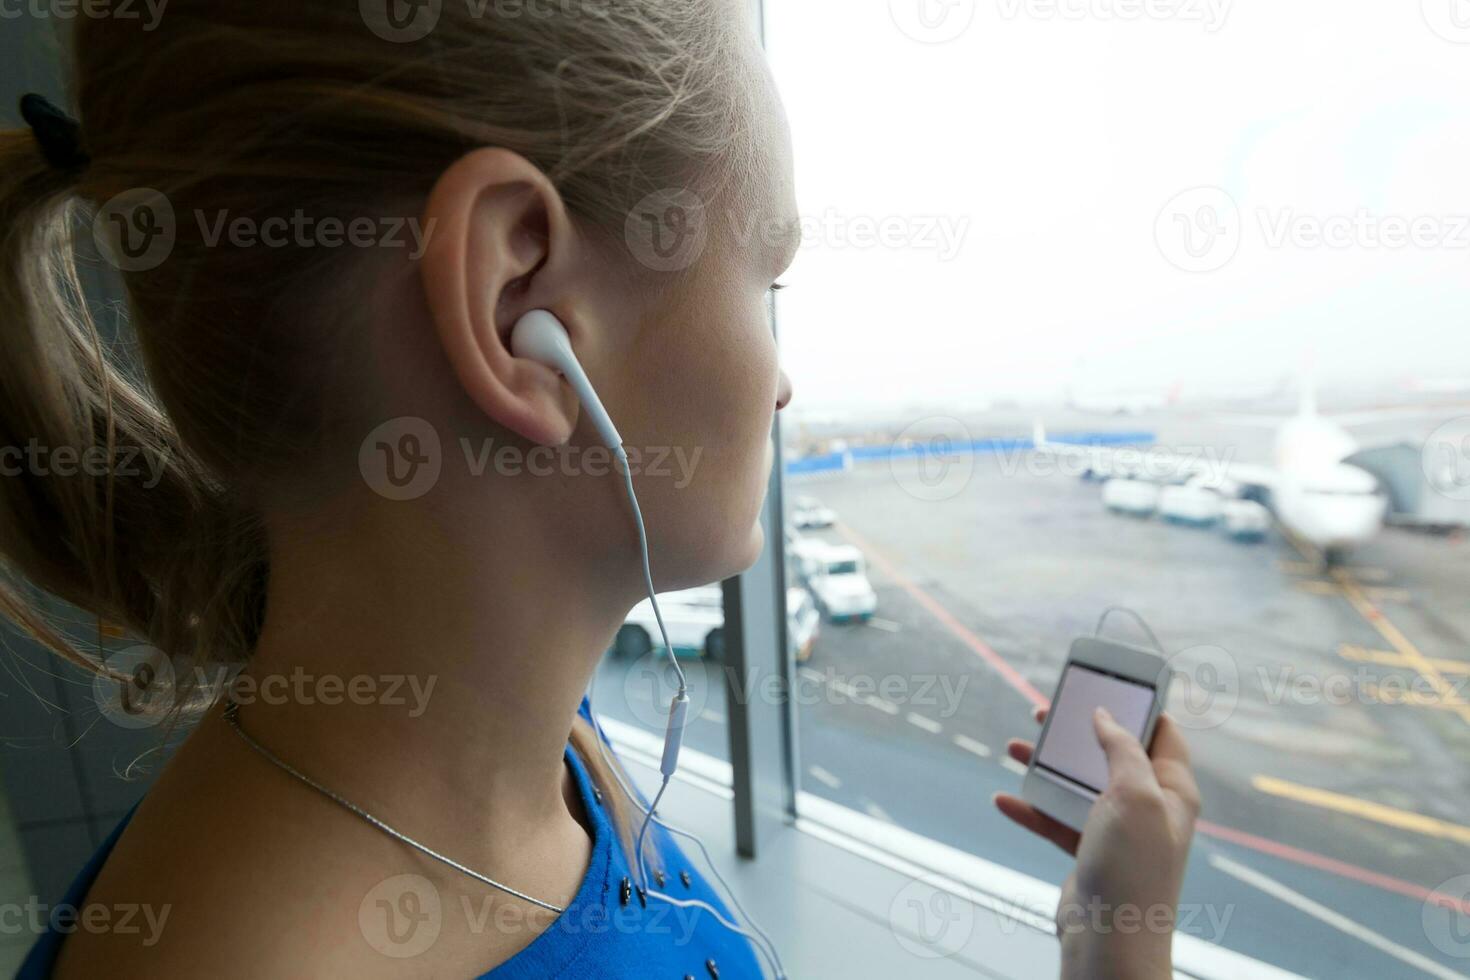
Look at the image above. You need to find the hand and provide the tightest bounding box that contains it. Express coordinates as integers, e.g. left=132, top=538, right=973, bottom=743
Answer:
left=993, top=705, right=1201, bottom=980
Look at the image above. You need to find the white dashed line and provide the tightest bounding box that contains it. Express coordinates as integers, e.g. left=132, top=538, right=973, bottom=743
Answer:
left=865, top=617, right=902, bottom=633
left=953, top=734, right=992, bottom=758
left=860, top=695, right=899, bottom=715
left=1001, top=757, right=1027, bottom=777
left=808, top=765, right=842, bottom=790
left=799, top=668, right=902, bottom=717
left=906, top=712, right=943, bottom=735
left=864, top=801, right=894, bottom=823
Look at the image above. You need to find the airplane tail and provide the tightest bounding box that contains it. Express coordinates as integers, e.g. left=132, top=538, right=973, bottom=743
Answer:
left=1297, top=353, right=1319, bottom=417
left=1298, top=375, right=1318, bottom=418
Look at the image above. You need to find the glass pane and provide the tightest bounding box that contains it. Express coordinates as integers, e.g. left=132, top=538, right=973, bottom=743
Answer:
left=595, top=587, right=733, bottom=763
left=767, top=2, right=1470, bottom=977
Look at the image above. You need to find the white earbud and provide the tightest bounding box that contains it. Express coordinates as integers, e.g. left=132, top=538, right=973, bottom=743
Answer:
left=510, top=310, right=623, bottom=451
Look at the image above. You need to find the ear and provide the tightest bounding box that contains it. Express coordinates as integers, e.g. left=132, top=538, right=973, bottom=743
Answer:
left=419, top=148, right=581, bottom=447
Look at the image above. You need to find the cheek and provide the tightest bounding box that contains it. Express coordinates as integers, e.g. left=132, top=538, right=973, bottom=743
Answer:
left=644, top=295, right=776, bottom=459
left=632, top=299, right=777, bottom=583
left=704, top=310, right=778, bottom=478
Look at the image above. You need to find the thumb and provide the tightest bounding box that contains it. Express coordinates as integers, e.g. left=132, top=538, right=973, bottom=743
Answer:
left=1093, top=707, right=1155, bottom=790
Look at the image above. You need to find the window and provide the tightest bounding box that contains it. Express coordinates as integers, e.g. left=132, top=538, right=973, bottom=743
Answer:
left=763, top=3, right=1470, bottom=978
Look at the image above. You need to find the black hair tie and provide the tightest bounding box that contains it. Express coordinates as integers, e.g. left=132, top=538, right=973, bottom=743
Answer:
left=19, top=93, right=90, bottom=174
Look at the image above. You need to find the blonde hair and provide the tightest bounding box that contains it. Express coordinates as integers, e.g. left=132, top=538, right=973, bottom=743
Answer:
left=0, top=1, right=756, bottom=868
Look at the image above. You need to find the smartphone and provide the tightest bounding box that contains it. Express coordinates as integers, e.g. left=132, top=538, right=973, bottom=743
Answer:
left=1020, top=636, right=1173, bottom=832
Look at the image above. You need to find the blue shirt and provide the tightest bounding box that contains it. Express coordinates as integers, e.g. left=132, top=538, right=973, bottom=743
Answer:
left=19, top=699, right=764, bottom=979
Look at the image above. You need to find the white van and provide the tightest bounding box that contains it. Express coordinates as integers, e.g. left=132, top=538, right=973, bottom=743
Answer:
left=1222, top=498, right=1271, bottom=541
left=1159, top=483, right=1224, bottom=526
left=1102, top=478, right=1161, bottom=517
left=803, top=544, right=878, bottom=624
left=614, top=584, right=822, bottom=662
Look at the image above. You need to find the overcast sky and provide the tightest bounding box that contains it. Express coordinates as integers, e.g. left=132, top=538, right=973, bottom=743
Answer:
left=762, top=1, right=1470, bottom=415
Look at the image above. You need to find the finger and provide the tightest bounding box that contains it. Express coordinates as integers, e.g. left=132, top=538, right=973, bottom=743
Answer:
left=993, top=793, right=1081, bottom=855
left=1147, top=714, right=1201, bottom=810
left=1006, top=739, right=1034, bottom=767
left=1148, top=713, right=1191, bottom=767
left=1033, top=704, right=1049, bottom=725
left=1093, top=707, right=1157, bottom=791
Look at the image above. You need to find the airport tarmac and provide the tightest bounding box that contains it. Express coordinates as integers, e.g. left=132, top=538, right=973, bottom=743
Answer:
left=594, top=421, right=1470, bottom=978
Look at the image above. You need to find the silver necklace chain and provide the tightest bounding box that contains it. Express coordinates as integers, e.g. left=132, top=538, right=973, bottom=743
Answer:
left=222, top=701, right=566, bottom=914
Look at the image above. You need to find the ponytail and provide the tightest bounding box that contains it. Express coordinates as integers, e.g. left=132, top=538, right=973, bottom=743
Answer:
left=0, top=126, right=265, bottom=703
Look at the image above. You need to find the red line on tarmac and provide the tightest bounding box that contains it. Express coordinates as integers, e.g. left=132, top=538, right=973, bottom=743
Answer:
left=1197, top=819, right=1470, bottom=916
left=832, top=522, right=1467, bottom=915
left=837, top=523, right=1048, bottom=709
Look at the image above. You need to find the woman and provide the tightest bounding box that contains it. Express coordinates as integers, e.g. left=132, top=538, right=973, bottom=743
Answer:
left=2, top=1, right=1199, bottom=976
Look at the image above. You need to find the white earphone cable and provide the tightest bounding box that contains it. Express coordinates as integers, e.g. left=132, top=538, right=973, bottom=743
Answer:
left=585, top=671, right=788, bottom=980
left=601, top=448, right=788, bottom=980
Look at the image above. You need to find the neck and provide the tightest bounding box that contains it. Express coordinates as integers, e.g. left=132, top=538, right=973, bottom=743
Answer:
left=232, top=484, right=640, bottom=864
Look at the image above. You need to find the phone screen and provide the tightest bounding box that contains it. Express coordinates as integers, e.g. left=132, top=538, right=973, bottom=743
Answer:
left=1034, top=664, right=1156, bottom=794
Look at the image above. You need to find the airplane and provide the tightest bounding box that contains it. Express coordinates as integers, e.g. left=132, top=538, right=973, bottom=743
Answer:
left=1065, top=382, right=1182, bottom=417
left=1033, top=386, right=1400, bottom=565
left=1404, top=376, right=1470, bottom=396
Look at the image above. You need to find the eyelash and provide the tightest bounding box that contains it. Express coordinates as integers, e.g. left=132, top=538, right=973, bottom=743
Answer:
left=770, top=282, right=788, bottom=292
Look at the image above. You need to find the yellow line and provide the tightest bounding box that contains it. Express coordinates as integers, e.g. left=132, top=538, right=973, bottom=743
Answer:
left=1278, top=560, right=1391, bottom=583
left=1331, top=569, right=1470, bottom=726
left=1358, top=682, right=1462, bottom=712
left=1253, top=775, right=1470, bottom=846
left=1277, top=523, right=1470, bottom=728
left=1296, top=581, right=1408, bottom=602
left=1340, top=644, right=1470, bottom=676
